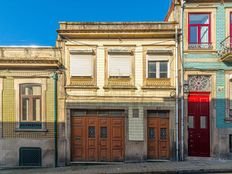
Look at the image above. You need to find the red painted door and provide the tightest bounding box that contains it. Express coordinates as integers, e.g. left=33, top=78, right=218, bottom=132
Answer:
left=188, top=92, right=210, bottom=157
left=230, top=12, right=232, bottom=50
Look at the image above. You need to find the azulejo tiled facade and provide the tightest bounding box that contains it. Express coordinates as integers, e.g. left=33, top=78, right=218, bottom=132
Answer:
left=1, top=0, right=232, bottom=168
left=166, top=0, right=232, bottom=159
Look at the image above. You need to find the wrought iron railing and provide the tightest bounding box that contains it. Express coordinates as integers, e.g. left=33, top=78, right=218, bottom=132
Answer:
left=188, top=43, right=213, bottom=50
left=219, top=36, right=232, bottom=56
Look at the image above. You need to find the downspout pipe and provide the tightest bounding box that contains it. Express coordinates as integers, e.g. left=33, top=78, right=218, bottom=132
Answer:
left=180, top=0, right=186, bottom=161
left=52, top=72, right=58, bottom=167
left=174, top=0, right=179, bottom=162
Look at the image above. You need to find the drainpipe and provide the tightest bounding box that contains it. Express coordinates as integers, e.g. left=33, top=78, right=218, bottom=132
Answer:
left=174, top=0, right=179, bottom=161
left=52, top=72, right=58, bottom=167
left=180, top=0, right=185, bottom=161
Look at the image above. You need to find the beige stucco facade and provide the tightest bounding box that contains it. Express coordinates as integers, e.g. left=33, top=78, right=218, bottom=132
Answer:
left=57, top=22, right=181, bottom=162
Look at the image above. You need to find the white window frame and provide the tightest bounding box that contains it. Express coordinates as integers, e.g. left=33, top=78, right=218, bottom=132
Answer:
left=14, top=78, right=47, bottom=130
left=146, top=55, right=170, bottom=79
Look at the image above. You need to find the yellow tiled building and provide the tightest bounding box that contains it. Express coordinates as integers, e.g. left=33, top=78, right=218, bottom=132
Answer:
left=0, top=47, right=62, bottom=167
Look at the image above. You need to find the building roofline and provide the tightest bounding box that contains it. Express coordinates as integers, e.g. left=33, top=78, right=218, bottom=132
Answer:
left=59, top=21, right=176, bottom=25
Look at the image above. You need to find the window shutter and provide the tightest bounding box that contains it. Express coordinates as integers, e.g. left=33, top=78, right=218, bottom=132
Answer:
left=70, top=54, right=93, bottom=77
left=109, top=55, right=131, bottom=77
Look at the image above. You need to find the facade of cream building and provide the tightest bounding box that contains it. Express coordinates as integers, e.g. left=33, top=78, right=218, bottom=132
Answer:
left=56, top=22, right=181, bottom=162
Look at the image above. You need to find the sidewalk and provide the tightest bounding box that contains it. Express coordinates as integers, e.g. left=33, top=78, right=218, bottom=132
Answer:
left=1, top=160, right=232, bottom=174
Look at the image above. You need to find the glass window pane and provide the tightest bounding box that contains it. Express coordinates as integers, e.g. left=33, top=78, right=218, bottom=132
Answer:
left=200, top=26, right=209, bottom=43
left=160, top=73, right=168, bottom=78
left=148, top=73, right=156, bottom=78
left=200, top=116, right=207, bottom=129
left=190, top=26, right=198, bottom=43
left=33, top=86, right=41, bottom=95
left=190, top=14, right=209, bottom=24
left=160, top=128, right=167, bottom=140
left=188, top=116, right=194, bottom=128
left=22, top=98, right=29, bottom=121
left=160, top=62, right=168, bottom=78
left=33, top=98, right=41, bottom=121
left=148, top=61, right=156, bottom=78
left=148, top=61, right=156, bottom=72
left=88, top=126, right=95, bottom=138
left=100, top=127, right=107, bottom=138
left=149, top=128, right=155, bottom=140
left=160, top=62, right=168, bottom=72
left=22, top=86, right=32, bottom=95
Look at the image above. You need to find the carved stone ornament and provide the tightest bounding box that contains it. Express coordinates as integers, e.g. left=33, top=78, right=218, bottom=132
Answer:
left=188, top=75, right=211, bottom=92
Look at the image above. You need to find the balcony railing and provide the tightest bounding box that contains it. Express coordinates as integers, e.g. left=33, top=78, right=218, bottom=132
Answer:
left=188, top=43, right=213, bottom=50
left=219, top=36, right=232, bottom=61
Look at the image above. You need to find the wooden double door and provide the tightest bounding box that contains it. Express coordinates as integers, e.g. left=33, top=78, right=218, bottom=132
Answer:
left=188, top=92, right=210, bottom=157
left=147, top=111, right=170, bottom=159
left=71, top=110, right=125, bottom=162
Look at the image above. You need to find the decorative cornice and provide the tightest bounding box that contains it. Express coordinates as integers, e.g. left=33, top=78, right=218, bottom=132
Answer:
left=0, top=47, right=62, bottom=68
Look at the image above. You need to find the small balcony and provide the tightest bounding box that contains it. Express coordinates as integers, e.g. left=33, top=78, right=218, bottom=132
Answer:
left=188, top=43, right=213, bottom=50
left=219, top=36, right=232, bottom=61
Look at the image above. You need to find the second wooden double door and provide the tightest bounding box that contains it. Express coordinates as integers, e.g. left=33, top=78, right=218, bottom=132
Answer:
left=147, top=112, right=170, bottom=160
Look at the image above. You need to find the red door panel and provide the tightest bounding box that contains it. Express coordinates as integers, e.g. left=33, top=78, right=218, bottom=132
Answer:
left=188, top=92, right=210, bottom=157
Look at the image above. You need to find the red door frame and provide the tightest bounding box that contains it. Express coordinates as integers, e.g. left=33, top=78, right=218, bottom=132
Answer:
left=188, top=92, right=210, bottom=157
left=230, top=12, right=232, bottom=49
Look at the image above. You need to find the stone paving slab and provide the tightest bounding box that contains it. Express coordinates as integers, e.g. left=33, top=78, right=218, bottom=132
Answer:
left=1, top=160, right=232, bottom=174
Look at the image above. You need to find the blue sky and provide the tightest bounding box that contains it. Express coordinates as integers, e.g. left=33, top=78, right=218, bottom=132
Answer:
left=0, top=0, right=171, bottom=46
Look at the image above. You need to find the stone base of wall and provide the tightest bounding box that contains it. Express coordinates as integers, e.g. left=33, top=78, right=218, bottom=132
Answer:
left=217, top=128, right=232, bottom=159
left=0, top=138, right=55, bottom=167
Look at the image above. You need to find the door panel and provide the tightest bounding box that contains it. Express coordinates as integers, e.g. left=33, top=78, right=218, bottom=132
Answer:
left=147, top=115, right=169, bottom=159
left=147, top=118, right=159, bottom=159
left=188, top=93, right=210, bottom=157
left=111, top=118, right=124, bottom=161
left=71, top=110, right=125, bottom=162
left=86, top=117, right=98, bottom=161
left=99, top=118, right=110, bottom=161
left=71, top=117, right=86, bottom=161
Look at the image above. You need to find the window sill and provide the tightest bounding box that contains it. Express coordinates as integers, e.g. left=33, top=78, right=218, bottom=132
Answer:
left=65, top=86, right=99, bottom=89
left=15, top=128, right=48, bottom=132
left=103, top=86, right=137, bottom=90
left=108, top=77, right=131, bottom=80
left=141, top=86, right=175, bottom=90
left=70, top=76, right=93, bottom=80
